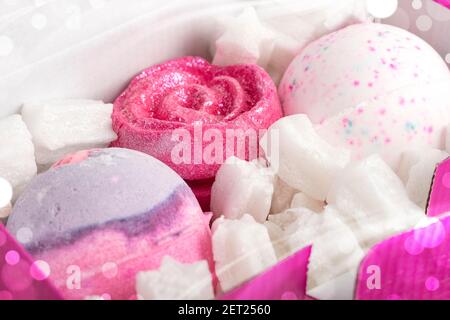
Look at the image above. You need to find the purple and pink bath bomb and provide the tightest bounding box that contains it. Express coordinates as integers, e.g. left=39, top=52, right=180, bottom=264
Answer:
left=7, top=148, right=213, bottom=300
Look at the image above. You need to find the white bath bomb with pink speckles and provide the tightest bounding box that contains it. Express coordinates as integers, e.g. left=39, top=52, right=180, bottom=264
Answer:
left=280, top=23, right=450, bottom=168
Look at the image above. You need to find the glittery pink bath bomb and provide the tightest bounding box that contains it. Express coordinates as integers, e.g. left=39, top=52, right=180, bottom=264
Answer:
left=279, top=23, right=450, bottom=167
left=111, top=57, right=282, bottom=208
left=7, top=148, right=213, bottom=300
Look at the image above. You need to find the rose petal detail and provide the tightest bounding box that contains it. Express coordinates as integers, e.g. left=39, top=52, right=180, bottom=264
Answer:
left=112, top=56, right=282, bottom=182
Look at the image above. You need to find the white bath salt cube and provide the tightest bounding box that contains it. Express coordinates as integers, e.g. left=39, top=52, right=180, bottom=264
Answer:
left=212, top=7, right=276, bottom=68
left=290, top=192, right=324, bottom=213
left=268, top=208, right=306, bottom=231
left=21, top=99, right=117, bottom=167
left=260, top=115, right=351, bottom=201
left=270, top=176, right=298, bottom=215
left=264, top=221, right=291, bottom=260
left=405, top=149, right=448, bottom=210
left=327, top=154, right=424, bottom=250
left=0, top=115, right=37, bottom=199
left=212, top=214, right=277, bottom=292
left=136, top=256, right=214, bottom=300
left=271, top=207, right=364, bottom=289
left=397, top=149, right=424, bottom=184
left=0, top=176, right=13, bottom=218
left=211, top=157, right=274, bottom=223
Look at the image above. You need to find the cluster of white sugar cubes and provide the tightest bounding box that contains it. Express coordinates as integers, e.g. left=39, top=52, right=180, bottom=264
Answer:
left=327, top=154, right=424, bottom=251
left=136, top=256, right=214, bottom=300
left=0, top=115, right=37, bottom=200
left=21, top=99, right=117, bottom=169
left=211, top=157, right=274, bottom=223
left=212, top=214, right=277, bottom=292
left=397, top=148, right=449, bottom=210
left=212, top=3, right=371, bottom=83
left=261, top=114, right=351, bottom=201
left=267, top=207, right=364, bottom=290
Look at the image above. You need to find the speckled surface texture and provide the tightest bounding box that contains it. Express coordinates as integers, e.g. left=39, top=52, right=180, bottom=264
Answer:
left=280, top=23, right=450, bottom=167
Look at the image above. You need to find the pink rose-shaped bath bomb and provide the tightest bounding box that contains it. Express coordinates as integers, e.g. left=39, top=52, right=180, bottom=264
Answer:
left=279, top=23, right=450, bottom=167
left=111, top=57, right=282, bottom=209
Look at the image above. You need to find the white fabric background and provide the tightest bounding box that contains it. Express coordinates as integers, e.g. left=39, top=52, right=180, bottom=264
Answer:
left=0, top=0, right=448, bottom=118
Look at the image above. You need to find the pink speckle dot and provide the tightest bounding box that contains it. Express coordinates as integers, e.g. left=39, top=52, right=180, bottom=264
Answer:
left=5, top=250, right=20, bottom=266
left=30, top=260, right=51, bottom=281
left=369, top=46, right=376, bottom=52
left=0, top=290, right=12, bottom=300
left=442, top=172, right=450, bottom=189
left=0, top=231, right=6, bottom=247
left=404, top=235, right=424, bottom=255
left=425, top=277, right=440, bottom=292
left=353, top=80, right=360, bottom=87
left=368, top=82, right=374, bottom=88
left=384, top=138, right=391, bottom=144
left=389, top=63, right=397, bottom=70
left=379, top=108, right=386, bottom=115
left=281, top=291, right=298, bottom=300
left=399, top=97, right=406, bottom=105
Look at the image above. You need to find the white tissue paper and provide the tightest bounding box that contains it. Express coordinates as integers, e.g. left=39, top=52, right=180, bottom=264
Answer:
left=0, top=114, right=37, bottom=200
left=21, top=99, right=117, bottom=169
left=136, top=256, right=214, bottom=300
left=211, top=157, right=274, bottom=223
left=261, top=115, right=351, bottom=201
left=327, top=154, right=424, bottom=250
left=212, top=214, right=277, bottom=292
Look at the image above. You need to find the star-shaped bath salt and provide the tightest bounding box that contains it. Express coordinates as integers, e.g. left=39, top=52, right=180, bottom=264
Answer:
left=136, top=257, right=214, bottom=300
left=213, top=7, right=276, bottom=68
